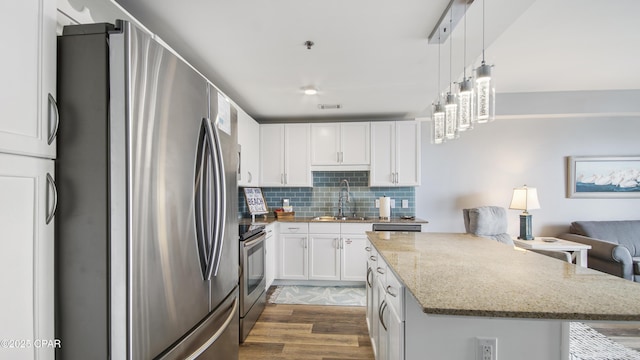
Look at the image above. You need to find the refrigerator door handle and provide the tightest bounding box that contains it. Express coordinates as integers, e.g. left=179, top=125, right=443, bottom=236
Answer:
left=195, top=118, right=216, bottom=279
left=184, top=297, right=238, bottom=360
left=208, top=118, right=227, bottom=278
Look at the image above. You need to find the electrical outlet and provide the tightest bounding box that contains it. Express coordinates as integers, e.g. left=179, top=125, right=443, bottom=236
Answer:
left=402, top=199, right=409, bottom=208
left=477, top=337, right=497, bottom=360
left=390, top=199, right=395, bottom=208
left=375, top=199, right=380, bottom=208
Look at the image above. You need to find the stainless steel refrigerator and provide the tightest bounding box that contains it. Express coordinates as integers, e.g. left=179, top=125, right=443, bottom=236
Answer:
left=56, top=21, right=239, bottom=359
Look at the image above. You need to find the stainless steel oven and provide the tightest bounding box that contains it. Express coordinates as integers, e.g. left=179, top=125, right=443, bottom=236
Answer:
left=239, top=224, right=266, bottom=342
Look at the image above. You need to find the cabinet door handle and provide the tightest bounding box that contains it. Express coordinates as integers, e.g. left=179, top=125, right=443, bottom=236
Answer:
left=285, top=173, right=288, bottom=185
left=303, top=238, right=308, bottom=249
left=378, top=300, right=388, bottom=331
left=45, top=173, right=58, bottom=224
left=386, top=285, right=397, bottom=298
left=247, top=171, right=252, bottom=183
left=48, top=93, right=59, bottom=145
left=281, top=173, right=284, bottom=184
left=366, top=267, right=373, bottom=288
left=337, top=152, right=340, bottom=163
left=237, top=145, right=242, bottom=181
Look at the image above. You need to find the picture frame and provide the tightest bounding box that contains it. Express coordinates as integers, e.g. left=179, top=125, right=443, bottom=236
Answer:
left=243, top=187, right=268, bottom=214
left=567, top=156, right=640, bottom=198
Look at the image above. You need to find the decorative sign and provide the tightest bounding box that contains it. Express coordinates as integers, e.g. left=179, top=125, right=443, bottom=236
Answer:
left=216, top=92, right=231, bottom=135
left=243, top=187, right=268, bottom=214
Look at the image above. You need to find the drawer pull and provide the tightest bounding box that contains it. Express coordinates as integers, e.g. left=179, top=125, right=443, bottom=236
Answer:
left=386, top=285, right=397, bottom=298
left=365, top=247, right=371, bottom=251
left=376, top=267, right=385, bottom=275
left=369, top=255, right=377, bottom=261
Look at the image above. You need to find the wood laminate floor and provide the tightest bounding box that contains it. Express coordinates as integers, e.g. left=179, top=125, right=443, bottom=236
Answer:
left=239, top=288, right=640, bottom=359
left=239, top=288, right=374, bottom=360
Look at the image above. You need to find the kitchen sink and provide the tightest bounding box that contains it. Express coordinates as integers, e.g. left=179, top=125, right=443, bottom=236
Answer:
left=311, top=215, right=369, bottom=221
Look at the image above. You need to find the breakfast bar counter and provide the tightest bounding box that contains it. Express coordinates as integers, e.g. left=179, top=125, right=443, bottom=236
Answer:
left=367, top=231, right=640, bottom=321
left=365, top=231, right=640, bottom=360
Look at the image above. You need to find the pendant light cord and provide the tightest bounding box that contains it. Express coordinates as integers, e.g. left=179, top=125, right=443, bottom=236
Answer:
left=449, top=7, right=453, bottom=93
left=463, top=1, right=467, bottom=79
left=482, top=0, right=486, bottom=64
left=437, top=30, right=441, bottom=98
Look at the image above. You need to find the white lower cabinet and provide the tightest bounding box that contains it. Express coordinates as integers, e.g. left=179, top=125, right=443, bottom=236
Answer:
left=278, top=223, right=309, bottom=280
left=387, top=299, right=404, bottom=360
left=366, top=244, right=377, bottom=335
left=368, top=240, right=405, bottom=360
left=277, top=222, right=370, bottom=282
left=341, top=234, right=367, bottom=281
left=309, top=233, right=341, bottom=280
left=0, top=153, right=55, bottom=360
left=340, top=223, right=370, bottom=282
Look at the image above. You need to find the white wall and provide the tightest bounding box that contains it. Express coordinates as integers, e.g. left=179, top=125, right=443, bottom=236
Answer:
left=416, top=92, right=640, bottom=236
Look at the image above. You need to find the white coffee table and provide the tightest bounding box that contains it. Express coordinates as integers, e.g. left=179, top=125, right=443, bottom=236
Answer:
left=513, top=237, right=592, bottom=267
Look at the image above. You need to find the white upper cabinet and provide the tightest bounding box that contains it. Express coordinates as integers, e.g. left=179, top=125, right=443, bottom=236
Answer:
left=370, top=120, right=421, bottom=186
left=0, top=0, right=57, bottom=159
left=310, top=122, right=370, bottom=168
left=260, top=123, right=311, bottom=187
left=237, top=109, right=260, bottom=187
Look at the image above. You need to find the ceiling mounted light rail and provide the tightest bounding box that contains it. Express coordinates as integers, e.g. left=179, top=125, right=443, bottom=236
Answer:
left=428, top=0, right=475, bottom=44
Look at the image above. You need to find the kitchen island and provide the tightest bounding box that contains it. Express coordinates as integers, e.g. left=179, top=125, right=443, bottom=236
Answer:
left=366, top=231, right=640, bottom=360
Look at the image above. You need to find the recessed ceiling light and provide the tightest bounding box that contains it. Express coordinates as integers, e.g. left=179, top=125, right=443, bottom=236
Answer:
left=302, top=87, right=318, bottom=95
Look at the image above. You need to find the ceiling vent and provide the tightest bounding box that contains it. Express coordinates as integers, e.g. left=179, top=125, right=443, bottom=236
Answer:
left=318, top=104, right=342, bottom=110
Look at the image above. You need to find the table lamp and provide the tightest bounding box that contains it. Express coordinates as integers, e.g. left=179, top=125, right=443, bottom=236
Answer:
left=509, top=185, right=540, bottom=240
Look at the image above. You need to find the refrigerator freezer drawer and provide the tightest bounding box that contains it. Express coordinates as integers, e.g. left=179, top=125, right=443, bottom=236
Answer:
left=159, top=287, right=239, bottom=360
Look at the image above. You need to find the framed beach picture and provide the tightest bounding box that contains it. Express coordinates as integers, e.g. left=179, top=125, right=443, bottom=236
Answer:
left=567, top=156, right=640, bottom=198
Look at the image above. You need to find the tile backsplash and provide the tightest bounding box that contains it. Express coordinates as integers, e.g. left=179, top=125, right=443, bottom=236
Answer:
left=238, top=171, right=415, bottom=218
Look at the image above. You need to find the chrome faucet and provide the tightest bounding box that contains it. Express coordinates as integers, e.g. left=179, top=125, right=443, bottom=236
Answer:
left=337, top=179, right=350, bottom=217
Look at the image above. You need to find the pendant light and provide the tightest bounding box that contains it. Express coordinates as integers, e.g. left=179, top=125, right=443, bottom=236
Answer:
left=475, top=0, right=495, bottom=123
left=444, top=7, right=458, bottom=140
left=432, top=30, right=445, bottom=144
left=457, top=0, right=474, bottom=131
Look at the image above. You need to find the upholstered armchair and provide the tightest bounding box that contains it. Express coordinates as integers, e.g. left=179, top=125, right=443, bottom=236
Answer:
left=463, top=206, right=571, bottom=262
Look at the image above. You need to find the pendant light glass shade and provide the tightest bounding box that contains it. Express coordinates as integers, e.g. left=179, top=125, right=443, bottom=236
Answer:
left=432, top=102, right=445, bottom=144
left=444, top=93, right=458, bottom=139
left=457, top=77, right=474, bottom=131
left=475, top=62, right=495, bottom=123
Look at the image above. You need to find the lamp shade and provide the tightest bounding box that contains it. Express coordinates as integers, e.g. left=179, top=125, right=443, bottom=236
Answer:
left=509, top=185, right=540, bottom=212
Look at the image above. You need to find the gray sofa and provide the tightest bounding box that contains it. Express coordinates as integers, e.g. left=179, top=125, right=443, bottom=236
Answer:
left=559, top=220, right=640, bottom=282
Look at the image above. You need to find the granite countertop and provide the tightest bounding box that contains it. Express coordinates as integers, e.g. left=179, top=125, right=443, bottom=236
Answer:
left=367, top=231, right=640, bottom=321
left=239, top=216, right=428, bottom=225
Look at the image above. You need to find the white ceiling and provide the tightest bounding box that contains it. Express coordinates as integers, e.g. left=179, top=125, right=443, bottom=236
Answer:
left=73, top=0, right=640, bottom=121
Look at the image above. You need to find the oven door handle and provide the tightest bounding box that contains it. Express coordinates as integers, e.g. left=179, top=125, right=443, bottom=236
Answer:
left=243, top=234, right=265, bottom=250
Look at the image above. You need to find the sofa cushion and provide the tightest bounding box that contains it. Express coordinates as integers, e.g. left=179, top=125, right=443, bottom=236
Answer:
left=571, top=220, right=640, bottom=257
